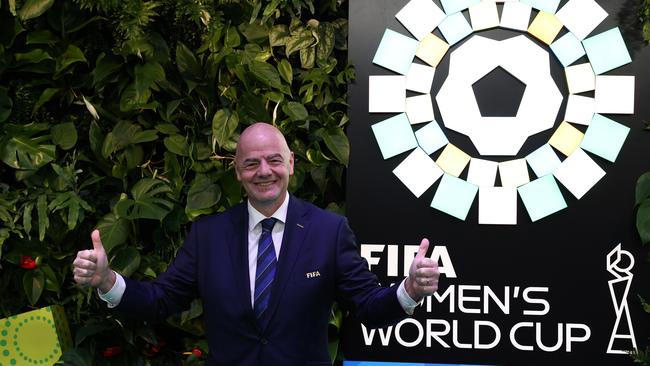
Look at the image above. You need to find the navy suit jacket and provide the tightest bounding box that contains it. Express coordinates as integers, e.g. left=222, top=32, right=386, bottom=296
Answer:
left=117, top=195, right=406, bottom=365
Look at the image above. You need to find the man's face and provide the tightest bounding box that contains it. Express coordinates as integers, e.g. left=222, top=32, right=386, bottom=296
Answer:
left=235, top=125, right=294, bottom=214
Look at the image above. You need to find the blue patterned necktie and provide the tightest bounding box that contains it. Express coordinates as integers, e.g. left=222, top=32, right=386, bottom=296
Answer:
left=254, top=218, right=277, bottom=319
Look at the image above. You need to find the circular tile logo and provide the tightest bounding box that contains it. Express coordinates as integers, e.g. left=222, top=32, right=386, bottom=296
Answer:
left=369, top=0, right=635, bottom=224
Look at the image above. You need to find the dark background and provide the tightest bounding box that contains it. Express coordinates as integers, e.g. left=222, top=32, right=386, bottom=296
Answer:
left=343, top=0, right=650, bottom=364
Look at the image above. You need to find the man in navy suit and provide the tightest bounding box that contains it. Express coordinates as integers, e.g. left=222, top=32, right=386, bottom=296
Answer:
left=73, top=122, right=440, bottom=365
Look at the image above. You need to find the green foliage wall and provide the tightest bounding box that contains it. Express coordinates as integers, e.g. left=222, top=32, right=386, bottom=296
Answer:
left=0, top=0, right=351, bottom=363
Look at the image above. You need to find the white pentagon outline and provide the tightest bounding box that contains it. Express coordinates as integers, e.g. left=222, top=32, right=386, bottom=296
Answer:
left=436, top=34, right=563, bottom=155
left=369, top=0, right=634, bottom=223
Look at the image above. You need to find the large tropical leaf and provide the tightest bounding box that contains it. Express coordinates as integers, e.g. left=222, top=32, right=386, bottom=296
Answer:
left=186, top=174, right=221, bottom=219
left=115, top=178, right=174, bottom=221
left=18, top=0, right=55, bottom=21
left=0, top=130, right=55, bottom=171
left=101, top=121, right=158, bottom=157
left=134, top=61, right=165, bottom=99
left=96, top=213, right=130, bottom=254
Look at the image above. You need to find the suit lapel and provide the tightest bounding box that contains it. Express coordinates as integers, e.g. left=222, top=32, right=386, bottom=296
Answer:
left=260, top=195, right=309, bottom=330
left=226, top=204, right=255, bottom=315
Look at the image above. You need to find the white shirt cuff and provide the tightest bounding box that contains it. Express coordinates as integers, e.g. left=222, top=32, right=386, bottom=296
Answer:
left=97, top=271, right=126, bottom=308
left=397, top=279, right=421, bottom=315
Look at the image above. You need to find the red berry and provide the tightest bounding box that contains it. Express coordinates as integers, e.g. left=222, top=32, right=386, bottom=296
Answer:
left=20, top=256, right=37, bottom=269
left=191, top=348, right=203, bottom=358
left=102, top=346, right=122, bottom=358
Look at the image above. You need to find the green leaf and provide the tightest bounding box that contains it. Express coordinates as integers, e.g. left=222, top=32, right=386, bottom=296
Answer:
left=155, top=123, right=179, bottom=135
left=51, top=123, right=78, bottom=150
left=162, top=100, right=183, bottom=122
left=186, top=175, right=221, bottom=218
left=18, top=0, right=55, bottom=21
left=124, top=178, right=174, bottom=220
left=42, top=263, right=60, bottom=293
left=56, top=44, right=87, bottom=74
left=134, top=130, right=159, bottom=145
left=102, top=121, right=158, bottom=157
left=269, top=25, right=290, bottom=47
left=23, top=202, right=34, bottom=238
left=0, top=86, right=12, bottom=122
left=238, top=93, right=270, bottom=124
left=89, top=120, right=105, bottom=159
left=96, top=213, right=130, bottom=254
left=0, top=134, right=56, bottom=171
left=310, top=166, right=327, bottom=192
left=164, top=135, right=189, bottom=156
left=37, top=194, right=48, bottom=241
left=211, top=109, right=239, bottom=151
left=300, top=46, right=315, bottom=69
left=92, top=53, right=123, bottom=86
left=278, top=59, right=293, bottom=85
left=123, top=145, right=144, bottom=169
left=249, top=61, right=282, bottom=89
left=286, top=29, right=314, bottom=57
left=74, top=323, right=113, bottom=348
left=320, top=128, right=349, bottom=167
left=239, top=22, right=268, bottom=43
left=262, top=0, right=281, bottom=20
left=65, top=15, right=105, bottom=34
left=32, top=87, right=59, bottom=114
left=176, top=42, right=202, bottom=82
left=637, top=200, right=650, bottom=244
left=283, top=101, right=308, bottom=121
left=316, top=22, right=335, bottom=61
left=134, top=61, right=165, bottom=99
left=49, top=190, right=92, bottom=230
left=23, top=269, right=45, bottom=305
left=224, top=26, right=241, bottom=48
left=111, top=246, right=141, bottom=277
left=14, top=49, right=53, bottom=65
left=636, top=172, right=650, bottom=205
left=119, top=83, right=152, bottom=111
left=9, top=0, right=18, bottom=16
left=0, top=229, right=8, bottom=259
left=26, top=29, right=58, bottom=45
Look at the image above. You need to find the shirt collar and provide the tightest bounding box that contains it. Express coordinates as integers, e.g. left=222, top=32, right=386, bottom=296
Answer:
left=247, top=193, right=289, bottom=231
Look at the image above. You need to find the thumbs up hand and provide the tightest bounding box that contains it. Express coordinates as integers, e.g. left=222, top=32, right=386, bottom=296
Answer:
left=405, top=238, right=440, bottom=301
left=72, top=230, right=115, bottom=293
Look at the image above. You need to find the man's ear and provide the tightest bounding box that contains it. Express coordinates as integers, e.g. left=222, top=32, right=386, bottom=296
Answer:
left=289, top=151, right=295, bottom=175
left=233, top=160, right=242, bottom=181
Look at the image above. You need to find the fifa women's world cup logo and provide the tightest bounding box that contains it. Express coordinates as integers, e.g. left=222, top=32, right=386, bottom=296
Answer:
left=369, top=0, right=635, bottom=225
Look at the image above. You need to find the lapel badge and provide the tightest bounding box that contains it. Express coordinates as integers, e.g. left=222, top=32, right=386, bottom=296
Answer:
left=306, top=271, right=321, bottom=279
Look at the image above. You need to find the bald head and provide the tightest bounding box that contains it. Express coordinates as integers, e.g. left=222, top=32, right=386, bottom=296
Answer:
left=234, top=122, right=294, bottom=216
left=236, top=123, right=290, bottom=160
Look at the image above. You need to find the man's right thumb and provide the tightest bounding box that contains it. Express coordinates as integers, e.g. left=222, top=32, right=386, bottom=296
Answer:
left=91, top=230, right=104, bottom=251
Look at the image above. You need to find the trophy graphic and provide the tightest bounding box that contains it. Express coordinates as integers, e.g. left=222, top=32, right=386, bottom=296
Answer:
left=606, top=243, right=637, bottom=354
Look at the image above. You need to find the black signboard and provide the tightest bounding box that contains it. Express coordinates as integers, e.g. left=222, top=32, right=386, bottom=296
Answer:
left=344, top=1, right=650, bottom=365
